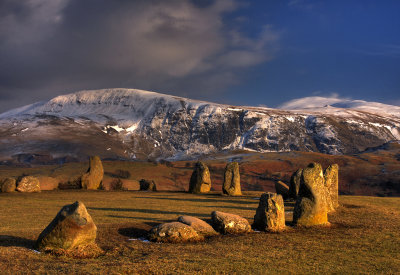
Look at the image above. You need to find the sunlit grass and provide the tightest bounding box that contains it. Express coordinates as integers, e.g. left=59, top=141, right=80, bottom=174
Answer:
left=0, top=191, right=399, bottom=274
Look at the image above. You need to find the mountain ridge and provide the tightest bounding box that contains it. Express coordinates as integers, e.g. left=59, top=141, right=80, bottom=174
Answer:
left=0, top=88, right=399, bottom=162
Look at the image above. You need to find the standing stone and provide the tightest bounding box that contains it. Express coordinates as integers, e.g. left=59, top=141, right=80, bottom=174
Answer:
left=1, top=178, right=16, bottom=193
left=139, top=179, right=157, bottom=191
left=36, top=201, right=97, bottom=251
left=293, top=163, right=329, bottom=226
left=289, top=168, right=303, bottom=199
left=211, top=211, right=251, bottom=234
left=81, top=156, right=104, bottom=190
left=222, top=162, right=242, bottom=196
left=16, top=176, right=40, bottom=192
left=253, top=192, right=285, bottom=232
left=189, top=161, right=211, bottom=193
left=324, top=164, right=339, bottom=212
left=275, top=181, right=289, bottom=199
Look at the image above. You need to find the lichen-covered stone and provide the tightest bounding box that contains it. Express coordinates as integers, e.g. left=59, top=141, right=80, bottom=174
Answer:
left=148, top=222, right=203, bottom=243
left=293, top=163, right=329, bottom=226
left=36, top=201, right=97, bottom=251
left=189, top=161, right=211, bottom=193
left=16, top=176, right=40, bottom=192
left=253, top=192, right=285, bottom=232
left=275, top=181, right=289, bottom=200
left=178, top=216, right=218, bottom=237
left=139, top=179, right=157, bottom=191
left=222, top=162, right=242, bottom=196
left=211, top=211, right=251, bottom=234
left=1, top=178, right=16, bottom=193
left=81, top=156, right=103, bottom=190
left=289, top=168, right=303, bottom=199
left=324, top=164, right=339, bottom=212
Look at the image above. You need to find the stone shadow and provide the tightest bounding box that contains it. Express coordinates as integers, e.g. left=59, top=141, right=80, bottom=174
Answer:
left=132, top=196, right=259, bottom=205
left=0, top=235, right=35, bottom=249
left=88, top=207, right=206, bottom=218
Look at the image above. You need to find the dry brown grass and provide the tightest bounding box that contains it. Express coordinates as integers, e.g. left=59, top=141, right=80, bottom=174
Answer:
left=0, top=191, right=399, bottom=274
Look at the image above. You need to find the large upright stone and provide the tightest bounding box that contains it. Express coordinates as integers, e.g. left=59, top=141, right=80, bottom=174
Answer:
left=189, top=161, right=211, bottom=193
left=36, top=201, right=97, bottom=251
left=16, top=176, right=40, bottom=192
left=139, top=179, right=157, bottom=191
left=81, top=156, right=104, bottom=190
left=253, top=192, right=285, bottom=232
left=1, top=178, right=16, bottom=193
left=289, top=168, right=303, bottom=199
left=222, top=162, right=242, bottom=196
left=293, top=163, right=329, bottom=226
left=324, top=164, right=339, bottom=212
left=275, top=181, right=289, bottom=199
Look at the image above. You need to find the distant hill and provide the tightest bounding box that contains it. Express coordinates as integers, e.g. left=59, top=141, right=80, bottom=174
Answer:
left=0, top=88, right=399, bottom=162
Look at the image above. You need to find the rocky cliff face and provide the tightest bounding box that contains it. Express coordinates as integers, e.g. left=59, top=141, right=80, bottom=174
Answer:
left=0, top=88, right=399, bottom=162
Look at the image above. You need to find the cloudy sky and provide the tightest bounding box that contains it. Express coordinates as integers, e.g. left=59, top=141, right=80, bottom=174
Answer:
left=0, top=0, right=399, bottom=112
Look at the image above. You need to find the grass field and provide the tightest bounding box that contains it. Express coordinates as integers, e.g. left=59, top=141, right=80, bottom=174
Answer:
left=0, top=191, right=399, bottom=274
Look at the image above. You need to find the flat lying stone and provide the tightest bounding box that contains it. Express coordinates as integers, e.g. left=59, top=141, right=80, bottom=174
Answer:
left=211, top=211, right=251, bottom=234
left=178, top=216, right=218, bottom=237
left=37, top=176, right=59, bottom=191
left=17, top=176, right=40, bottom=193
left=148, top=222, right=203, bottom=243
left=1, top=178, right=16, bottom=193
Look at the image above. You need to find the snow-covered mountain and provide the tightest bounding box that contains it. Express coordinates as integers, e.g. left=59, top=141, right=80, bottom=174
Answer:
left=278, top=96, right=400, bottom=117
left=0, top=88, right=399, bottom=162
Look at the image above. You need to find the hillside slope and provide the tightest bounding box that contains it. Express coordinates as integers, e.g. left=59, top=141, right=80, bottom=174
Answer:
left=0, top=88, right=399, bottom=162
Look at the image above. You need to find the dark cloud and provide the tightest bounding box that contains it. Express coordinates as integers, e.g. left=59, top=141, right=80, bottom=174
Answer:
left=0, top=0, right=279, bottom=112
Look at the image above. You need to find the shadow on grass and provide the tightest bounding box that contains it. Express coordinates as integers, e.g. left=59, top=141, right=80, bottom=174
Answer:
left=118, top=226, right=154, bottom=238
left=107, top=215, right=162, bottom=221
left=131, top=196, right=259, bottom=205
left=89, top=207, right=206, bottom=217
left=201, top=205, right=257, bottom=211
left=0, top=235, right=35, bottom=249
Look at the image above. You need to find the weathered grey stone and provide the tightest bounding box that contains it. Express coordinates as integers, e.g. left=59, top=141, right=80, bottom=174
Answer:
left=253, top=192, right=285, bottom=232
left=293, top=163, right=329, bottom=226
left=189, top=161, right=211, bottom=193
left=211, top=211, right=251, bottom=234
left=16, top=176, right=40, bottom=192
left=148, top=222, right=203, bottom=243
left=324, top=164, right=339, bottom=212
left=36, top=201, right=98, bottom=251
left=1, top=178, right=16, bottom=193
left=178, top=216, right=218, bottom=237
left=275, top=181, right=289, bottom=199
left=289, top=168, right=303, bottom=199
left=139, top=179, right=157, bottom=191
left=81, top=156, right=103, bottom=190
left=222, top=162, right=242, bottom=196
